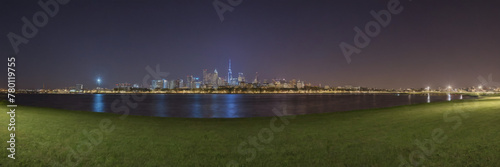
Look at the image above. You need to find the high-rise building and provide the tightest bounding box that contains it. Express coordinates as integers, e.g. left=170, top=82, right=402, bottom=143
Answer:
left=228, top=59, right=232, bottom=85
left=195, top=81, right=201, bottom=88
left=212, top=69, right=219, bottom=87
left=163, top=79, right=168, bottom=89
left=218, top=77, right=224, bottom=86
left=151, top=80, right=165, bottom=89
left=297, top=80, right=305, bottom=89
left=169, top=80, right=175, bottom=89
left=76, top=84, right=83, bottom=92
left=186, top=75, right=191, bottom=88
left=203, top=69, right=208, bottom=85
left=253, top=72, right=259, bottom=84
left=175, top=79, right=181, bottom=89
left=151, top=80, right=157, bottom=89
left=238, top=72, right=245, bottom=83
left=231, top=78, right=239, bottom=86
left=193, top=77, right=201, bottom=88
left=117, top=83, right=132, bottom=90
left=187, top=75, right=196, bottom=89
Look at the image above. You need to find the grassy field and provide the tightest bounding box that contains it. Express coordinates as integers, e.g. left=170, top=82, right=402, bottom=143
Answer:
left=1, top=96, right=499, bottom=166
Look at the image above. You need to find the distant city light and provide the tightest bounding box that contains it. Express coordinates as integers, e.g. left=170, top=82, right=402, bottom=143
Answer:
left=97, top=78, right=101, bottom=88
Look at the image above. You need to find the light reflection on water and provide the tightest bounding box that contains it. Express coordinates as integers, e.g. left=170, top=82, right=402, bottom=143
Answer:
left=224, top=94, right=239, bottom=118
left=18, top=94, right=472, bottom=118
left=191, top=94, right=202, bottom=118
left=93, top=94, right=104, bottom=112
left=210, top=94, right=221, bottom=117
left=427, top=93, right=431, bottom=103
left=155, top=94, right=167, bottom=117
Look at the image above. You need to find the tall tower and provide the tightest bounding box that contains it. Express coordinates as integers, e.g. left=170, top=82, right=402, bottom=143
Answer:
left=213, top=69, right=219, bottom=86
left=203, top=69, right=208, bottom=85
left=253, top=72, right=259, bottom=84
left=228, top=59, right=232, bottom=85
left=187, top=75, right=193, bottom=89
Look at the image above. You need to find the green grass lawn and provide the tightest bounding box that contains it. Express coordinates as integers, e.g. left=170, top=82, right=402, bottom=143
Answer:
left=1, top=97, right=499, bottom=166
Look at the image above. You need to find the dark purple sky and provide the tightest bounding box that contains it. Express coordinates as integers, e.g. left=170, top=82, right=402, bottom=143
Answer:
left=1, top=0, right=499, bottom=89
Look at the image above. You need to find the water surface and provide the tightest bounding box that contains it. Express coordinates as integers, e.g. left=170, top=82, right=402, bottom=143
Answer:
left=16, top=94, right=469, bottom=118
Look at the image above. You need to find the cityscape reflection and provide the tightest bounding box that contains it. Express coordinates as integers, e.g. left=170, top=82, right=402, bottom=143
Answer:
left=93, top=94, right=104, bottom=112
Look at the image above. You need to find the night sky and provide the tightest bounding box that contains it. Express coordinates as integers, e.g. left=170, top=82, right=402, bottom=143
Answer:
left=1, top=0, right=499, bottom=89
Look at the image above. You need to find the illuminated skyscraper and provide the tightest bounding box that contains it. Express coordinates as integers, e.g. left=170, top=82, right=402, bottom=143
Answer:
left=213, top=69, right=219, bottom=87
left=253, top=72, right=259, bottom=84
left=194, top=77, right=201, bottom=88
left=238, top=72, right=245, bottom=83
left=76, top=84, right=83, bottom=92
left=203, top=69, right=208, bottom=85
left=187, top=75, right=194, bottom=89
left=151, top=80, right=157, bottom=89
left=163, top=79, right=168, bottom=89
left=228, top=59, right=232, bottom=85
left=169, top=80, right=175, bottom=89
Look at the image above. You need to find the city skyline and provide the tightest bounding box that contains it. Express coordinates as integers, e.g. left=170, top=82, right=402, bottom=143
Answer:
left=4, top=56, right=499, bottom=90
left=17, top=57, right=499, bottom=92
left=1, top=0, right=499, bottom=89
left=79, top=59, right=314, bottom=90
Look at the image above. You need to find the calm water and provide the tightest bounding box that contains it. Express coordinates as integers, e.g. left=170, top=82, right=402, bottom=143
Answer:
left=15, top=94, right=470, bottom=118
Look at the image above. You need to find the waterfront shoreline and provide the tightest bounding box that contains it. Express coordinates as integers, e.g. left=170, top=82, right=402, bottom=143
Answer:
left=5, top=92, right=499, bottom=96
left=1, top=96, right=499, bottom=166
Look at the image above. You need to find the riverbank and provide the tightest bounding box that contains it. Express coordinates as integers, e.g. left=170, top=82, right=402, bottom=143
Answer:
left=1, top=97, right=499, bottom=166
left=6, top=89, right=500, bottom=95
